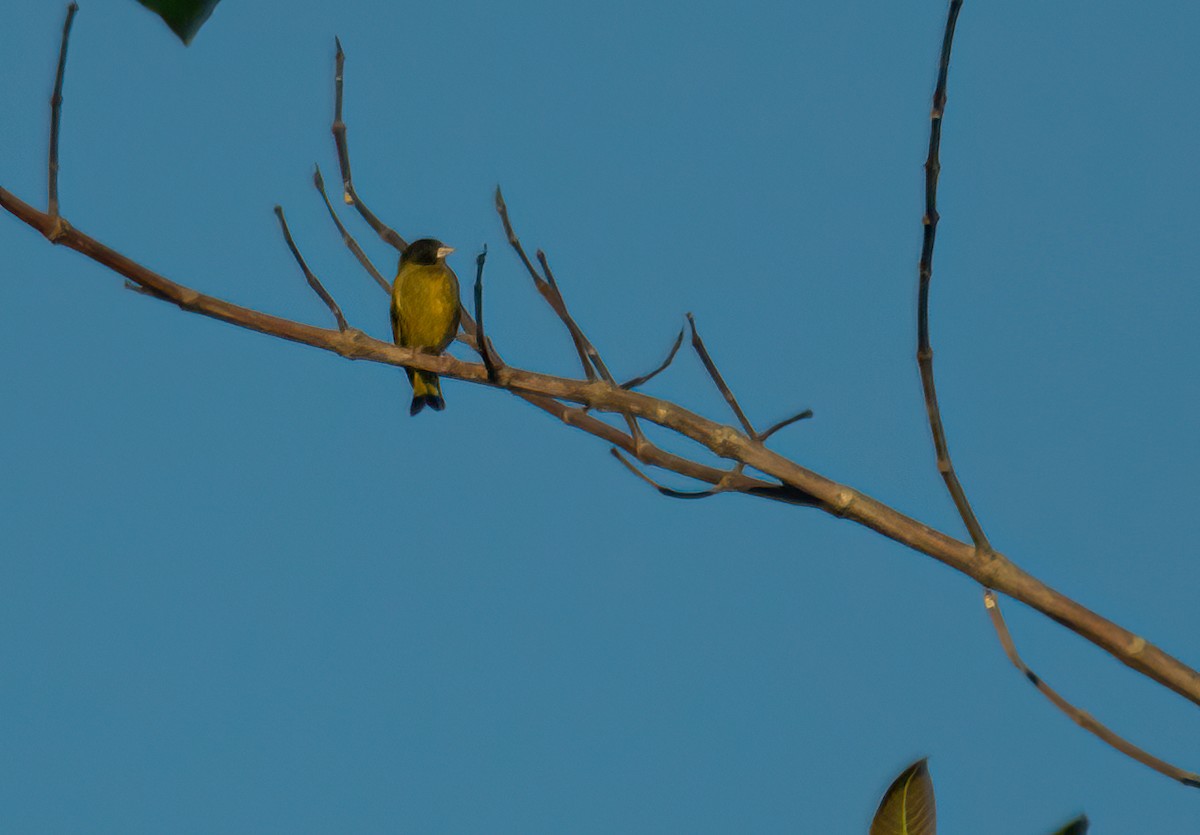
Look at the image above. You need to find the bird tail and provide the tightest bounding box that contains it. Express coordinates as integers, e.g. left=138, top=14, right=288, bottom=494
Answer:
left=407, top=369, right=445, bottom=416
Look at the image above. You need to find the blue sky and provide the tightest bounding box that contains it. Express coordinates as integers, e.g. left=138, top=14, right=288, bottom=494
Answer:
left=3, top=1, right=1200, bottom=831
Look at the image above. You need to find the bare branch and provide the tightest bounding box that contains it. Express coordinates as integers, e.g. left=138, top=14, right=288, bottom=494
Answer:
left=331, top=37, right=408, bottom=253
left=5, top=5, right=1199, bottom=788
left=984, top=591, right=1200, bottom=787
left=916, top=0, right=990, bottom=552
left=686, top=312, right=756, bottom=438
left=622, top=327, right=684, bottom=390
left=6, top=185, right=1200, bottom=727
left=47, top=2, right=78, bottom=222
left=273, top=205, right=349, bottom=331
left=312, top=164, right=390, bottom=294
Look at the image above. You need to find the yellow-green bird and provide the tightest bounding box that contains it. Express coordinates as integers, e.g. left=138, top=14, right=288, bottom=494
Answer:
left=390, top=238, right=462, bottom=415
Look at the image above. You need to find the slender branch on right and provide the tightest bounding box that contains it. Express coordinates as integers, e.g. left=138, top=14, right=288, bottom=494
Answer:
left=984, top=591, right=1200, bottom=788
left=916, top=0, right=990, bottom=553
left=909, top=0, right=1200, bottom=786
left=331, top=37, right=408, bottom=253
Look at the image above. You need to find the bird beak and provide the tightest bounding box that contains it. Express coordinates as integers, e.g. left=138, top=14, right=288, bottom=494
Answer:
left=436, top=246, right=455, bottom=259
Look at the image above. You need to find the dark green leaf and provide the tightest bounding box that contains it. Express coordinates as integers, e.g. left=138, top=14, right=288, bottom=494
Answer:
left=136, top=0, right=221, bottom=44
left=869, top=759, right=936, bottom=835
left=1049, top=815, right=1089, bottom=835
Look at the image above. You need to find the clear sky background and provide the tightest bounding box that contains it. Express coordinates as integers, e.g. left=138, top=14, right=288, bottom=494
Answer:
left=3, top=1, right=1199, bottom=832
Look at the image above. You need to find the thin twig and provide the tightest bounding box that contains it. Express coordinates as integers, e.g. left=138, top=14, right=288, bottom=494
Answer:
left=758, top=409, right=815, bottom=442
left=494, top=186, right=595, bottom=380
left=687, top=313, right=756, bottom=437
left=47, top=2, right=78, bottom=220
left=984, top=591, right=1200, bottom=788
left=273, top=205, right=349, bottom=331
left=331, top=37, right=408, bottom=253
left=916, top=0, right=990, bottom=552
left=312, top=164, right=390, bottom=293
left=622, top=327, right=684, bottom=390
left=473, top=245, right=501, bottom=381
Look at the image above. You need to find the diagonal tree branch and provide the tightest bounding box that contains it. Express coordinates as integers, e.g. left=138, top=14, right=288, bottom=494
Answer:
left=6, top=182, right=1198, bottom=737
left=687, top=312, right=756, bottom=438
left=5, top=0, right=1198, bottom=789
left=274, top=205, right=349, bottom=331
left=312, top=164, right=390, bottom=294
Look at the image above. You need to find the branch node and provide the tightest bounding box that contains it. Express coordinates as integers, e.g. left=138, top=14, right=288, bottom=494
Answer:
left=46, top=216, right=72, bottom=244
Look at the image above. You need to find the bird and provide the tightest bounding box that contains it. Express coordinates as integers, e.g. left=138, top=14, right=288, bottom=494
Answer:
left=390, top=238, right=462, bottom=415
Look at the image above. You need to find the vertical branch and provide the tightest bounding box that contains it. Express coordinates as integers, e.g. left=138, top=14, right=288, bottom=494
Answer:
left=916, top=0, right=991, bottom=552
left=47, top=2, right=79, bottom=220
left=331, top=37, right=409, bottom=253
left=473, top=245, right=501, bottom=380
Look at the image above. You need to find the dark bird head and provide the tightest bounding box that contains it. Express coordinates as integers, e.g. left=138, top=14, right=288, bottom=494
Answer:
left=403, top=238, right=455, bottom=266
